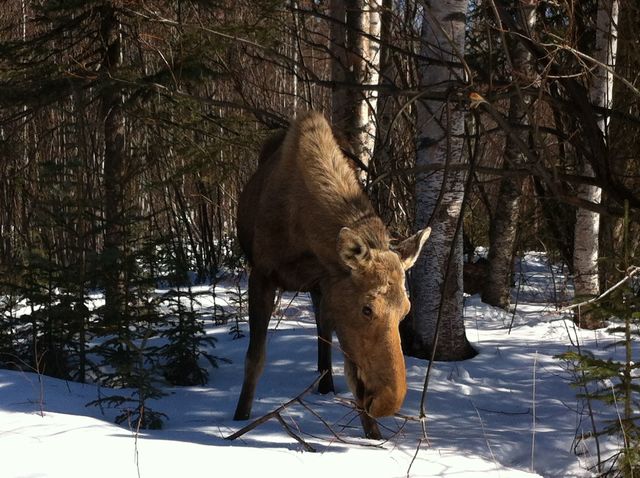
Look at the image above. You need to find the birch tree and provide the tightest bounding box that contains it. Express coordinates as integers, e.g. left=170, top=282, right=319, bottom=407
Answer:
left=573, top=0, right=619, bottom=298
left=330, top=0, right=381, bottom=176
left=362, top=0, right=381, bottom=175
left=408, top=0, right=475, bottom=361
left=372, top=0, right=394, bottom=173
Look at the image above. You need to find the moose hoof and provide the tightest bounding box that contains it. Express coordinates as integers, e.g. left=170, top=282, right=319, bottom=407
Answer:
left=317, top=373, right=335, bottom=395
left=233, top=407, right=251, bottom=421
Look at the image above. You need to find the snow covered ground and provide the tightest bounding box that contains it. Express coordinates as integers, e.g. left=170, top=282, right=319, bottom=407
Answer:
left=0, top=253, right=631, bottom=477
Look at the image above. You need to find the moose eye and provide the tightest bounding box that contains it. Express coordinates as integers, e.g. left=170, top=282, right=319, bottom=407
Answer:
left=362, top=306, right=373, bottom=318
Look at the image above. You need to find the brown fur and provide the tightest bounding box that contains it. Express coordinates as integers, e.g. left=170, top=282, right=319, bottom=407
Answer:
left=233, top=111, right=430, bottom=439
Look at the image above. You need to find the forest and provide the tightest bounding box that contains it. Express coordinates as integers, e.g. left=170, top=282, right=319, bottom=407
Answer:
left=0, top=0, right=639, bottom=476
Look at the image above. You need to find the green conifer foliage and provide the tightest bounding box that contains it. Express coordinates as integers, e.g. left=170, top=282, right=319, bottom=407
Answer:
left=559, top=204, right=639, bottom=476
left=91, top=234, right=168, bottom=430
left=159, top=287, right=219, bottom=386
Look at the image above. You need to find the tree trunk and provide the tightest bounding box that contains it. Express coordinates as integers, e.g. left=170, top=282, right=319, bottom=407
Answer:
left=483, top=1, right=537, bottom=309
left=100, top=3, right=126, bottom=327
left=361, top=0, right=381, bottom=181
left=330, top=0, right=348, bottom=129
left=408, top=0, right=475, bottom=361
left=372, top=0, right=393, bottom=173
left=330, top=0, right=381, bottom=176
left=600, top=0, right=636, bottom=291
left=573, top=0, right=618, bottom=298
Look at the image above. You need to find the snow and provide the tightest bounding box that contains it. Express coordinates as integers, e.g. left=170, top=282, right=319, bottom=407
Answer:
left=0, top=253, right=631, bottom=478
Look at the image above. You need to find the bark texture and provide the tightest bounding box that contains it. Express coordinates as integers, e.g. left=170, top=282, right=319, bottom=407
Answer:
left=409, top=0, right=475, bottom=361
left=372, top=0, right=394, bottom=172
left=100, top=3, right=127, bottom=326
left=573, top=0, right=619, bottom=298
left=483, top=0, right=537, bottom=309
left=330, top=0, right=381, bottom=176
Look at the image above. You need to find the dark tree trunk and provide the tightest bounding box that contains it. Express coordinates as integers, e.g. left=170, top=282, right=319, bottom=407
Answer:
left=100, top=3, right=126, bottom=327
left=482, top=167, right=522, bottom=308
left=482, top=0, right=537, bottom=309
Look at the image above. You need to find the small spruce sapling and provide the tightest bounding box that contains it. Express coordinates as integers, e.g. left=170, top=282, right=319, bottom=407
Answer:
left=558, top=203, right=639, bottom=476
left=90, top=238, right=167, bottom=429
left=90, top=291, right=168, bottom=429
left=159, top=286, right=221, bottom=386
left=226, top=270, right=248, bottom=340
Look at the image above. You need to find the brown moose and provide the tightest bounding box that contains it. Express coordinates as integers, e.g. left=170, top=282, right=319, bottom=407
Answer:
left=233, top=111, right=430, bottom=439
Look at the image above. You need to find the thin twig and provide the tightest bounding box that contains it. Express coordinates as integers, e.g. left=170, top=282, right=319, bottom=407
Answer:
left=295, top=398, right=387, bottom=449
left=558, top=266, right=640, bottom=313
left=296, top=398, right=348, bottom=444
left=567, top=315, right=602, bottom=471
left=471, top=401, right=500, bottom=473
left=273, top=291, right=299, bottom=330
left=406, top=437, right=426, bottom=478
left=536, top=37, right=640, bottom=99
left=531, top=351, right=538, bottom=473
left=475, top=406, right=531, bottom=416
left=334, top=395, right=417, bottom=423
left=225, top=371, right=326, bottom=441
left=275, top=413, right=316, bottom=452
left=393, top=411, right=422, bottom=422
left=508, top=255, right=524, bottom=334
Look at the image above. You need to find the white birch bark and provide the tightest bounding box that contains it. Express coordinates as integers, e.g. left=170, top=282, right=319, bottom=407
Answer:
left=573, top=0, right=618, bottom=297
left=359, top=0, right=381, bottom=180
left=409, top=0, right=474, bottom=360
left=330, top=0, right=381, bottom=178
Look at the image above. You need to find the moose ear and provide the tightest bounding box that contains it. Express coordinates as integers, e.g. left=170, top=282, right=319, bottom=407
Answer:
left=337, top=227, right=371, bottom=270
left=393, top=227, right=431, bottom=270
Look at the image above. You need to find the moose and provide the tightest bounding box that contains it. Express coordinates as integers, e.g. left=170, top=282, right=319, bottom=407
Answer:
left=233, top=111, right=430, bottom=439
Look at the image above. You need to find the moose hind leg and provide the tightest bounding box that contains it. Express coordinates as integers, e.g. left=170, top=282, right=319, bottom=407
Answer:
left=311, top=290, right=334, bottom=394
left=233, top=272, right=276, bottom=421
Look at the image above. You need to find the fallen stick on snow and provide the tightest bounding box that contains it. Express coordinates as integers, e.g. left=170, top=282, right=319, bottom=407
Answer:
left=225, top=371, right=327, bottom=451
left=560, top=265, right=640, bottom=312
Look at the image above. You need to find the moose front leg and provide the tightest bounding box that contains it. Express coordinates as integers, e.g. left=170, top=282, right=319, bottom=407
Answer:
left=311, top=290, right=335, bottom=395
left=233, top=272, right=276, bottom=421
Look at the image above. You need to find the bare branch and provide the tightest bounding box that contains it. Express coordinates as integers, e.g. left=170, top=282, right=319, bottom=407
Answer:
left=225, top=372, right=326, bottom=442
left=560, top=266, right=640, bottom=312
